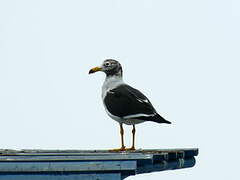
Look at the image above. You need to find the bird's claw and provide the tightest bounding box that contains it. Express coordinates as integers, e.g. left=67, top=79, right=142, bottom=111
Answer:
left=109, top=146, right=136, bottom=152
left=125, top=147, right=136, bottom=151
left=109, top=146, right=126, bottom=152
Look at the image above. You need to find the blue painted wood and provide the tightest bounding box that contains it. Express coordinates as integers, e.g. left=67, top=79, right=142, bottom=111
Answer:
left=0, top=148, right=198, bottom=155
left=0, top=173, right=121, bottom=180
left=0, top=154, right=154, bottom=162
left=0, top=148, right=198, bottom=180
left=0, top=161, right=136, bottom=172
left=136, top=157, right=196, bottom=174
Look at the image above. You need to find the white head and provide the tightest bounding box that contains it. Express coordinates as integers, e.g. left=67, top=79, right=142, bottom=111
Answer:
left=89, top=59, right=123, bottom=77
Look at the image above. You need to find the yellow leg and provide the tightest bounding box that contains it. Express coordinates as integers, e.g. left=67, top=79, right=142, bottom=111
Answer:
left=109, top=123, right=126, bottom=152
left=126, top=125, right=136, bottom=151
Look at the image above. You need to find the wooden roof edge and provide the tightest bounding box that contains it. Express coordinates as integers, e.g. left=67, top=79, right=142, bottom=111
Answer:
left=0, top=148, right=198, bottom=155
left=0, top=148, right=198, bottom=180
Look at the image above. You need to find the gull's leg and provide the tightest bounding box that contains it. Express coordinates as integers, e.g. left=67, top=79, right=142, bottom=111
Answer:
left=126, top=125, right=136, bottom=150
left=120, top=123, right=125, bottom=150
left=109, top=123, right=126, bottom=152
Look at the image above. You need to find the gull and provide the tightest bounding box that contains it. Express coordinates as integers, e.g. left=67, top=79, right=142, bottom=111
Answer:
left=89, top=59, right=171, bottom=151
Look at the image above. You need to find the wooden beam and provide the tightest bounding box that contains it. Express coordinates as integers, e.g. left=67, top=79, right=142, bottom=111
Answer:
left=0, top=148, right=198, bottom=180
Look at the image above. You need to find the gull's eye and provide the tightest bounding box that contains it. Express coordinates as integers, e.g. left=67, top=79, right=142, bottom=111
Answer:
left=105, top=62, right=111, bottom=67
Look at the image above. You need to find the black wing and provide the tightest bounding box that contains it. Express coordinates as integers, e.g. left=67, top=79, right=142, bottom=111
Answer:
left=104, top=84, right=157, bottom=118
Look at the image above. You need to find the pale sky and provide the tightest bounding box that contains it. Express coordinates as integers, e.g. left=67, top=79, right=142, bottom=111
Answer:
left=0, top=0, right=240, bottom=179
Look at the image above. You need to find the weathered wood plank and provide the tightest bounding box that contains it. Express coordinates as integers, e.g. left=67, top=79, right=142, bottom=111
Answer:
left=0, top=154, right=154, bottom=162
left=0, top=148, right=198, bottom=156
left=0, top=161, right=136, bottom=173
left=0, top=148, right=198, bottom=180
left=136, top=157, right=196, bottom=174
left=0, top=173, right=121, bottom=180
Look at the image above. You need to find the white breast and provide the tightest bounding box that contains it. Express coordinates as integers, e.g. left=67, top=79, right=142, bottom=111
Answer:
left=101, top=76, right=124, bottom=99
left=101, top=76, right=125, bottom=124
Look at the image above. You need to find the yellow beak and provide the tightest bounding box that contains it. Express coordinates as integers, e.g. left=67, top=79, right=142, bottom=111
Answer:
left=89, top=66, right=102, bottom=74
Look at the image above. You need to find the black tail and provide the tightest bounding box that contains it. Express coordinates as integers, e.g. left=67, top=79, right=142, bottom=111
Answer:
left=156, top=114, right=171, bottom=124
left=140, top=114, right=171, bottom=124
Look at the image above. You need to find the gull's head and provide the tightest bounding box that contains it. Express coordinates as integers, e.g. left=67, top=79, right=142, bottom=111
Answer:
left=89, top=59, right=123, bottom=77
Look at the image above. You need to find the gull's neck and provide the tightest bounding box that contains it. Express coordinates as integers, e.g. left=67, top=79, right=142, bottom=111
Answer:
left=104, top=75, right=124, bottom=90
left=102, top=75, right=124, bottom=98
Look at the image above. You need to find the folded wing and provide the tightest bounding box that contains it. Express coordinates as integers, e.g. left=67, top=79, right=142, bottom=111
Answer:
left=104, top=84, right=171, bottom=124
